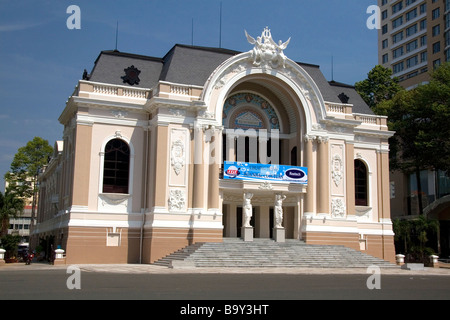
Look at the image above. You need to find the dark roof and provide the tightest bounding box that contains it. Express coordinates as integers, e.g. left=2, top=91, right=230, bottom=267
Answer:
left=85, top=44, right=372, bottom=114
left=328, top=81, right=374, bottom=115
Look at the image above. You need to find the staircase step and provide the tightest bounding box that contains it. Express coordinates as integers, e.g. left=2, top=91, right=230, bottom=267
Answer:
left=152, top=239, right=397, bottom=269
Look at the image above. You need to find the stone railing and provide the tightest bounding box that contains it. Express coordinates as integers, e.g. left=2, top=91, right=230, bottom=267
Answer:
left=77, top=80, right=151, bottom=100
left=77, top=80, right=203, bottom=103
left=153, top=81, right=203, bottom=101
left=326, top=102, right=352, bottom=116
left=353, top=113, right=388, bottom=128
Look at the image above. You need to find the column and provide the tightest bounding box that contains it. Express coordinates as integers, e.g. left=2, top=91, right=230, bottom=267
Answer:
left=153, top=125, right=169, bottom=207
left=317, top=136, right=330, bottom=214
left=208, top=127, right=221, bottom=212
left=345, top=142, right=355, bottom=216
left=193, top=125, right=205, bottom=209
left=72, top=123, right=93, bottom=207
left=293, top=194, right=303, bottom=240
left=303, top=135, right=315, bottom=214
left=225, top=129, right=236, bottom=162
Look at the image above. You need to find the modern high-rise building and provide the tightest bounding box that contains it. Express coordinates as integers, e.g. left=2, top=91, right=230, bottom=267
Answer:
left=378, top=0, right=450, bottom=89
left=379, top=0, right=450, bottom=258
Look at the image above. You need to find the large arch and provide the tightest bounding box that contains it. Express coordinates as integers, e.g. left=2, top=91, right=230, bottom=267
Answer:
left=201, top=51, right=327, bottom=136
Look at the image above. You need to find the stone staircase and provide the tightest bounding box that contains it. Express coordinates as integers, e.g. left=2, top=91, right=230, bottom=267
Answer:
left=152, top=238, right=397, bottom=268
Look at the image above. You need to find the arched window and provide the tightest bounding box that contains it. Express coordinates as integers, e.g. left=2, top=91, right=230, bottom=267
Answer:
left=354, top=159, right=368, bottom=206
left=103, top=139, right=130, bottom=194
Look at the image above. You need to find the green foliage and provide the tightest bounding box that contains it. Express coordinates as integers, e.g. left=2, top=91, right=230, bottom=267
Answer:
left=4, top=136, right=53, bottom=199
left=355, top=65, right=403, bottom=111
left=375, top=63, right=450, bottom=214
left=393, top=215, right=439, bottom=263
left=0, top=188, right=25, bottom=236
left=0, top=234, right=21, bottom=257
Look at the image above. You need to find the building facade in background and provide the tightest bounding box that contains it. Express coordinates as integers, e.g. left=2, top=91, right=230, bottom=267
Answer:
left=378, top=0, right=450, bottom=257
left=378, top=0, right=450, bottom=89
left=35, top=28, right=396, bottom=264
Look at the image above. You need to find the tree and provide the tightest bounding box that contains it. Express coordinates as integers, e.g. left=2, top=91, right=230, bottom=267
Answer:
left=355, top=65, right=403, bottom=112
left=5, top=137, right=53, bottom=199
left=4, top=137, right=53, bottom=229
left=393, top=216, right=439, bottom=263
left=0, top=188, right=24, bottom=236
left=379, top=63, right=450, bottom=214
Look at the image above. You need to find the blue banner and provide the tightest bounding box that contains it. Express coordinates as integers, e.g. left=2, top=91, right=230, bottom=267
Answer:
left=223, top=161, right=308, bottom=185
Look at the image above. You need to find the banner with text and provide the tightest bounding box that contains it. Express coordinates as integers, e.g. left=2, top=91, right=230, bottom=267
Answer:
left=223, top=161, right=308, bottom=185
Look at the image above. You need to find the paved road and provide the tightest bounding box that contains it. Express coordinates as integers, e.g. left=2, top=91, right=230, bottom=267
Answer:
left=1, top=263, right=450, bottom=305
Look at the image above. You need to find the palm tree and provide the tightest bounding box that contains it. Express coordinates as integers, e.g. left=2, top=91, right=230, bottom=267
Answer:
left=0, top=188, right=25, bottom=236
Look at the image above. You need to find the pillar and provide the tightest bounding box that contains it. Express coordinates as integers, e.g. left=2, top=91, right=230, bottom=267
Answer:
left=346, top=142, right=355, bottom=216
left=72, top=123, right=93, bottom=206
left=208, top=127, right=221, bottom=212
left=225, top=130, right=236, bottom=162
left=193, top=125, right=205, bottom=209
left=153, top=125, right=169, bottom=207
left=317, top=136, right=329, bottom=214
left=304, top=135, right=315, bottom=214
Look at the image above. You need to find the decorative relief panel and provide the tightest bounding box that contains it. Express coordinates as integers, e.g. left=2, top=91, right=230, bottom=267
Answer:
left=171, top=139, right=185, bottom=176
left=331, top=154, right=343, bottom=187
left=169, top=128, right=188, bottom=187
left=98, top=193, right=131, bottom=213
left=330, top=144, right=345, bottom=197
left=168, top=189, right=186, bottom=212
left=331, top=198, right=346, bottom=218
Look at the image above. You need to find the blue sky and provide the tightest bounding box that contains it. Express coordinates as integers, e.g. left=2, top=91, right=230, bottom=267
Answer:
left=0, top=0, right=378, bottom=190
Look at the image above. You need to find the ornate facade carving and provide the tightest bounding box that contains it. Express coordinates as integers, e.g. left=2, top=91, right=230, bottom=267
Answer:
left=274, top=194, right=286, bottom=228
left=245, top=27, right=290, bottom=69
left=168, top=189, right=185, bottom=211
left=243, top=193, right=254, bottom=227
left=170, top=139, right=185, bottom=176
left=332, top=154, right=343, bottom=187
left=331, top=198, right=346, bottom=218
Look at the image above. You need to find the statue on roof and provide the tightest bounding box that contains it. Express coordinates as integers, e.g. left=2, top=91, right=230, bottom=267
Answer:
left=245, top=27, right=291, bottom=69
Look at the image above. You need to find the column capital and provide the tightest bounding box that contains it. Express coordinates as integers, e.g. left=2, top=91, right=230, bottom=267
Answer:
left=317, top=136, right=329, bottom=144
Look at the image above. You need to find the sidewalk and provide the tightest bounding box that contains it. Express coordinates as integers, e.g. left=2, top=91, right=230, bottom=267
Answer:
left=2, top=261, right=450, bottom=275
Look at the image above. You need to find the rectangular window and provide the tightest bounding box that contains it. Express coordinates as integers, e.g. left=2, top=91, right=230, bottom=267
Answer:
left=432, top=25, right=440, bottom=37
left=406, top=8, right=417, bottom=21
left=406, top=24, right=418, bottom=37
left=421, top=51, right=427, bottom=62
left=393, top=2, right=403, bottom=14
left=420, top=3, right=426, bottom=14
left=393, top=16, right=404, bottom=29
left=393, top=61, right=405, bottom=74
left=406, top=55, right=418, bottom=68
left=420, top=35, right=427, bottom=46
left=433, top=41, right=441, bottom=53
left=393, top=31, right=404, bottom=43
left=420, top=19, right=427, bottom=30
left=432, top=8, right=440, bottom=20
left=406, top=40, right=418, bottom=52
left=393, top=46, right=404, bottom=58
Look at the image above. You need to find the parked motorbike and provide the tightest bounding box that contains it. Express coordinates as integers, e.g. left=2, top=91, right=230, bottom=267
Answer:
left=23, top=251, right=34, bottom=265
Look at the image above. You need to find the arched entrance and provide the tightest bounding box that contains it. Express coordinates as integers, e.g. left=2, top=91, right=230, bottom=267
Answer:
left=199, top=30, right=328, bottom=243
left=217, top=75, right=310, bottom=241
